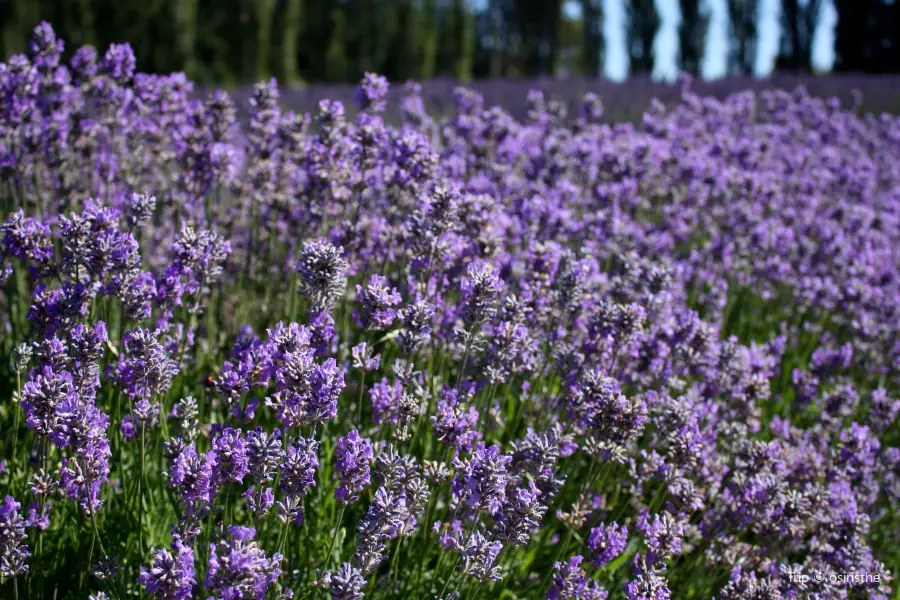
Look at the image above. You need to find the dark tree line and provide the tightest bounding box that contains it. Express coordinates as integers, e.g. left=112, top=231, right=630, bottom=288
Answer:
left=833, top=0, right=900, bottom=72
left=1, top=0, right=898, bottom=84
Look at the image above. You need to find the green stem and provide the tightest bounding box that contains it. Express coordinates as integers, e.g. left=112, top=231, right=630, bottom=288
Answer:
left=539, top=462, right=603, bottom=591
left=84, top=462, right=107, bottom=558
left=437, top=556, right=462, bottom=599
left=356, top=372, right=366, bottom=427
left=277, top=520, right=290, bottom=557
left=12, top=372, right=21, bottom=462
left=139, top=422, right=146, bottom=555
left=324, top=505, right=347, bottom=569
left=468, top=578, right=485, bottom=600
left=456, top=336, right=474, bottom=390
left=386, top=535, right=404, bottom=596
left=414, top=484, right=442, bottom=593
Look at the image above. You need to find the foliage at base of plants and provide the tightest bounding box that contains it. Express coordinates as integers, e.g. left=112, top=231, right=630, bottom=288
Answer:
left=0, top=22, right=899, bottom=600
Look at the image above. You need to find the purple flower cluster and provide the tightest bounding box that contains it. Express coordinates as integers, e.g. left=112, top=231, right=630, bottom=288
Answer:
left=546, top=556, right=607, bottom=600
left=587, top=522, right=628, bottom=567
left=0, top=495, right=30, bottom=578
left=205, top=526, right=282, bottom=600
left=295, top=240, right=348, bottom=314
left=431, top=387, right=480, bottom=452
left=170, top=445, right=217, bottom=509
left=2, top=22, right=900, bottom=600
left=334, top=430, right=374, bottom=504
left=451, top=444, right=511, bottom=516
left=138, top=539, right=196, bottom=600
left=19, top=325, right=111, bottom=514
left=259, top=321, right=346, bottom=427
left=355, top=275, right=401, bottom=331
left=115, top=327, right=178, bottom=400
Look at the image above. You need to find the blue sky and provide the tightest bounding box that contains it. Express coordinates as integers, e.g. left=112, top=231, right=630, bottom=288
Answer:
left=474, top=0, right=839, bottom=80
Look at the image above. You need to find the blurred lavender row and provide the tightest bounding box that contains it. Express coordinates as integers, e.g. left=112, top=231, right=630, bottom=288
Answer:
left=209, top=74, right=900, bottom=131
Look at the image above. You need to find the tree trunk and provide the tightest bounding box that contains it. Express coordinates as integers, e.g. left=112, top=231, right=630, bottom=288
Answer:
left=419, top=0, right=439, bottom=79
left=678, top=0, right=705, bottom=74
left=255, top=0, right=277, bottom=80
left=174, top=0, right=199, bottom=79
left=325, top=7, right=348, bottom=82
left=490, top=1, right=505, bottom=78
left=727, top=0, right=756, bottom=74
left=581, top=0, right=603, bottom=76
left=281, top=0, right=305, bottom=85
left=453, top=0, right=475, bottom=81
left=629, top=0, right=659, bottom=74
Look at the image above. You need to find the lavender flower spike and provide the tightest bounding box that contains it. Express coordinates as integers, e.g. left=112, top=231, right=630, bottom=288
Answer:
left=0, top=495, right=30, bottom=578
left=205, top=526, right=283, bottom=600
left=295, top=239, right=348, bottom=313
left=138, top=538, right=195, bottom=600
left=334, top=430, right=374, bottom=504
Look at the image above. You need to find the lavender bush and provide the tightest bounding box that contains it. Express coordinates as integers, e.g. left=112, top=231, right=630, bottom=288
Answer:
left=0, top=22, right=898, bottom=600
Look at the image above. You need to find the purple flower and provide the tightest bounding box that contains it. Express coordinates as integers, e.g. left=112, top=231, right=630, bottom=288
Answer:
left=243, top=486, right=275, bottom=517
left=369, top=378, right=404, bottom=425
left=509, top=425, right=572, bottom=498
left=434, top=520, right=465, bottom=551
left=327, top=562, right=366, bottom=600
left=246, top=427, right=284, bottom=483
left=131, top=399, right=161, bottom=431
left=205, top=526, right=282, bottom=600
left=459, top=261, right=503, bottom=330
left=170, top=446, right=217, bottom=507
left=138, top=538, right=196, bottom=600
left=397, top=300, right=434, bottom=352
left=351, top=342, right=381, bottom=371
left=55, top=415, right=112, bottom=514
left=355, top=487, right=408, bottom=573
left=451, top=445, right=511, bottom=516
left=460, top=530, right=504, bottom=582
left=101, top=42, right=136, bottom=82
left=211, top=426, right=250, bottom=484
left=295, top=239, right=347, bottom=313
left=494, top=481, right=547, bottom=546
left=70, top=45, right=98, bottom=79
left=309, top=312, right=337, bottom=356
left=125, top=192, right=156, bottom=229
left=20, top=365, right=76, bottom=437
left=24, top=502, right=51, bottom=531
left=68, top=322, right=108, bottom=396
left=485, top=321, right=538, bottom=384
left=0, top=495, right=30, bottom=578
left=355, top=274, right=401, bottom=331
left=1, top=210, right=55, bottom=274
left=280, top=437, right=319, bottom=497
left=623, top=555, right=671, bottom=600
left=546, top=555, right=607, bottom=600
left=355, top=72, right=389, bottom=113
left=122, top=272, right=157, bottom=321
left=157, top=226, right=231, bottom=314
left=588, top=522, right=628, bottom=567
left=334, top=430, right=374, bottom=504
left=115, top=328, right=178, bottom=400
left=307, top=358, right=344, bottom=424
left=120, top=415, right=136, bottom=440
left=29, top=22, right=64, bottom=70
left=571, top=370, right=647, bottom=447
left=431, top=387, right=480, bottom=452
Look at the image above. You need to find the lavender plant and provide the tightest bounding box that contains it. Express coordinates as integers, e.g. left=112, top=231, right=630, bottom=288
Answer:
left=0, top=21, right=898, bottom=600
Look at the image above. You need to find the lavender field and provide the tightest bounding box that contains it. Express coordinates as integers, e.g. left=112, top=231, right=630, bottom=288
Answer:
left=2, top=22, right=900, bottom=600
left=223, top=73, right=900, bottom=127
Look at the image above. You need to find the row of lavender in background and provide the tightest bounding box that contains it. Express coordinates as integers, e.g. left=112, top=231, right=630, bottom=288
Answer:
left=213, top=73, right=900, bottom=130
left=0, top=21, right=899, bottom=600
